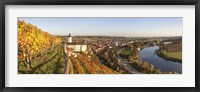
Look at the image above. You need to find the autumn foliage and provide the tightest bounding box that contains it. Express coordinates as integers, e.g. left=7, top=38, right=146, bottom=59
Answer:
left=18, top=20, right=61, bottom=69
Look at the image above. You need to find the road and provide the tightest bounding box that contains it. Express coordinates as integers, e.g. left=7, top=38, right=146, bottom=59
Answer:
left=63, top=43, right=69, bottom=74
left=116, top=48, right=142, bottom=74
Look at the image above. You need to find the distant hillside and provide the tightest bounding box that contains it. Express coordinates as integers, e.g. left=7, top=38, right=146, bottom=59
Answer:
left=58, top=35, right=182, bottom=41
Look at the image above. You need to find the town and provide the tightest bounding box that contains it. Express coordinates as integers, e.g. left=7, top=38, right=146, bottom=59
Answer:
left=62, top=33, right=182, bottom=74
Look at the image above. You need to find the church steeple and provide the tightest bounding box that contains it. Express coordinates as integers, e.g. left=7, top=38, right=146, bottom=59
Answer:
left=68, top=33, right=72, bottom=43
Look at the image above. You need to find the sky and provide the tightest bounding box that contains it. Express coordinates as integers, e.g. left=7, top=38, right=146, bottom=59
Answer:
left=18, top=17, right=182, bottom=37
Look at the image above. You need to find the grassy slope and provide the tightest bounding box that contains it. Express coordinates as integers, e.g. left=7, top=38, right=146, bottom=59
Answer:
left=18, top=45, right=66, bottom=74
left=156, top=50, right=182, bottom=63
left=165, top=51, right=182, bottom=60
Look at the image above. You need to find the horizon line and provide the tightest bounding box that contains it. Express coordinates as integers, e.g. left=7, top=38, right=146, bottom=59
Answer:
left=57, top=35, right=182, bottom=38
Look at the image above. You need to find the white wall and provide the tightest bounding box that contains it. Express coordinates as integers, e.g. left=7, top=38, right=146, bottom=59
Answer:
left=68, top=45, right=87, bottom=52
left=68, top=37, right=72, bottom=43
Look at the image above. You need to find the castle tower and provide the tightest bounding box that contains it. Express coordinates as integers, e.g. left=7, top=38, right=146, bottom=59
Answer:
left=68, top=33, right=72, bottom=43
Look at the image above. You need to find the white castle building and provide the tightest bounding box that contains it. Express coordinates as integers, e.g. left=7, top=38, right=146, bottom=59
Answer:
left=65, top=33, right=87, bottom=57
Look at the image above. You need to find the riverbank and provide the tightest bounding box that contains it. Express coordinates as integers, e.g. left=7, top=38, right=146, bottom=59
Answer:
left=138, top=46, right=182, bottom=73
left=156, top=49, right=182, bottom=63
left=117, top=47, right=178, bottom=74
left=116, top=48, right=142, bottom=74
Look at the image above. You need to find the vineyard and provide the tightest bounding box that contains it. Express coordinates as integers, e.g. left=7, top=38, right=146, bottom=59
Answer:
left=18, top=20, right=65, bottom=74
left=68, top=53, right=119, bottom=74
left=18, top=20, right=119, bottom=74
left=18, top=45, right=66, bottom=74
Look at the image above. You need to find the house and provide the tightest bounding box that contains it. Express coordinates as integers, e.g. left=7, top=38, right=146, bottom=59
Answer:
left=66, top=33, right=87, bottom=57
left=136, top=47, right=141, bottom=51
left=67, top=43, right=87, bottom=52
left=163, top=41, right=172, bottom=45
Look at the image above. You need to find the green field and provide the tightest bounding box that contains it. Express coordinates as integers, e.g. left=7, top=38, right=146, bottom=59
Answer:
left=121, top=50, right=132, bottom=56
left=157, top=50, right=182, bottom=63
left=165, top=51, right=182, bottom=60
left=119, top=49, right=132, bottom=59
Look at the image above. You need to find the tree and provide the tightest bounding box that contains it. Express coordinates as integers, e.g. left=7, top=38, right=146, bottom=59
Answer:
left=111, top=54, right=116, bottom=59
left=142, top=61, right=149, bottom=68
left=51, top=37, right=54, bottom=52
left=132, top=52, right=139, bottom=60
left=128, top=44, right=132, bottom=50
left=116, top=58, right=121, bottom=64
left=150, top=64, right=154, bottom=72
left=128, top=55, right=134, bottom=62
left=107, top=59, right=111, bottom=63
left=104, top=51, right=109, bottom=61
left=136, top=60, right=142, bottom=65
left=156, top=69, right=162, bottom=74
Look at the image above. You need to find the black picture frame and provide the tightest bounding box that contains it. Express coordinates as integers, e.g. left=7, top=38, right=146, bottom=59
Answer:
left=0, top=0, right=199, bottom=92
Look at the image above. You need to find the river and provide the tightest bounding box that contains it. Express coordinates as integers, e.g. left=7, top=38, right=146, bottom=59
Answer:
left=138, top=45, right=182, bottom=73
